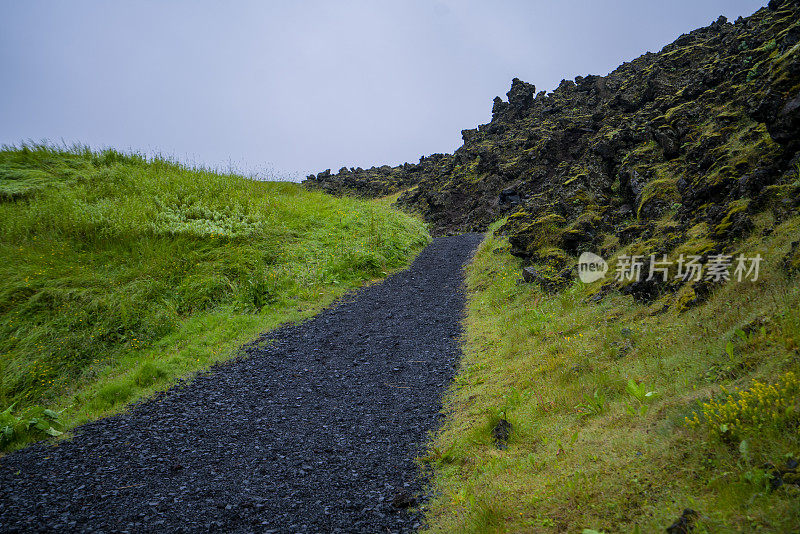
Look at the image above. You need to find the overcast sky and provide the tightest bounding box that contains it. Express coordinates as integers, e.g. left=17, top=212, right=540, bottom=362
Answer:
left=1, top=0, right=767, bottom=180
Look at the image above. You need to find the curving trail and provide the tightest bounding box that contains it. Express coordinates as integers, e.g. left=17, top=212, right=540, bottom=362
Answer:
left=0, top=233, right=482, bottom=533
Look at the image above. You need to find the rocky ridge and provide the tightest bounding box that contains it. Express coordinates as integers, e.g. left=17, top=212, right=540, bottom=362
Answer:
left=304, top=1, right=800, bottom=305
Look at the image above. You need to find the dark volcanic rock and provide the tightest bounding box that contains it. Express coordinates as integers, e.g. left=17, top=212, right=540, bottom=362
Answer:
left=621, top=279, right=661, bottom=303
left=499, top=187, right=521, bottom=206
left=303, top=4, right=800, bottom=300
left=521, top=266, right=540, bottom=283
left=666, top=508, right=699, bottom=534
left=521, top=266, right=573, bottom=293
left=391, top=491, right=416, bottom=510
left=766, top=457, right=800, bottom=490
left=491, top=418, right=512, bottom=449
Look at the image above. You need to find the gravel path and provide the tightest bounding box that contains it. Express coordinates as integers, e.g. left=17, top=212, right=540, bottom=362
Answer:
left=0, top=233, right=482, bottom=533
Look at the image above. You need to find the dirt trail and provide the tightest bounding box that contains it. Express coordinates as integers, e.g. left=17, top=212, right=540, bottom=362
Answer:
left=0, top=233, right=483, bottom=533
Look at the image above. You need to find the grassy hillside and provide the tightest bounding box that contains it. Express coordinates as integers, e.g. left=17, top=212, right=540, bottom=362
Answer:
left=0, top=145, right=430, bottom=452
left=423, top=212, right=800, bottom=533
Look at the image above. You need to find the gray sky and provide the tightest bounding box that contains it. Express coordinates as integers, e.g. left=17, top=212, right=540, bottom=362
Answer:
left=1, top=1, right=766, bottom=180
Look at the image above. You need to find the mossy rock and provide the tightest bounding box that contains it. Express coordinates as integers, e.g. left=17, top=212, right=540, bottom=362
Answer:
left=507, top=212, right=567, bottom=257
left=673, top=238, right=717, bottom=258
left=713, top=199, right=753, bottom=238
left=704, top=166, right=737, bottom=188
left=563, top=173, right=588, bottom=187
left=561, top=211, right=602, bottom=253
left=673, top=277, right=722, bottom=312
left=755, top=183, right=800, bottom=212
left=783, top=240, right=800, bottom=274
left=673, top=284, right=699, bottom=312
left=504, top=210, right=531, bottom=225
left=671, top=222, right=717, bottom=258
left=616, top=222, right=649, bottom=245
left=531, top=246, right=570, bottom=271
left=522, top=264, right=574, bottom=293
left=638, top=177, right=680, bottom=220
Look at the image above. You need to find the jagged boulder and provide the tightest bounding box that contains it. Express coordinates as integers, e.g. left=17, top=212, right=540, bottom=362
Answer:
left=506, top=78, right=536, bottom=109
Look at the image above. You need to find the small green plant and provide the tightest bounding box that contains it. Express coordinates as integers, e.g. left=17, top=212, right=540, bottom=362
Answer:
left=133, top=362, right=168, bottom=388
left=725, top=340, right=735, bottom=359
left=576, top=390, right=607, bottom=417
left=0, top=403, right=63, bottom=448
left=725, top=326, right=765, bottom=359
left=740, top=466, right=773, bottom=491
left=740, top=325, right=764, bottom=342
left=625, top=379, right=656, bottom=416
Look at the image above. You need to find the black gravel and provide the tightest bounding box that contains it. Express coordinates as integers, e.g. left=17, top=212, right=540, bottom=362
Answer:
left=0, top=233, right=482, bottom=533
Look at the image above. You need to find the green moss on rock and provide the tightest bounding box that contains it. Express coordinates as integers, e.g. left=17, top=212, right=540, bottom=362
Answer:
left=713, top=198, right=752, bottom=238
left=637, top=177, right=680, bottom=220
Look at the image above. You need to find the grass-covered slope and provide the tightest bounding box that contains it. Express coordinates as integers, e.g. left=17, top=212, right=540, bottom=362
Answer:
left=0, top=145, right=430, bottom=451
left=423, top=214, right=800, bottom=533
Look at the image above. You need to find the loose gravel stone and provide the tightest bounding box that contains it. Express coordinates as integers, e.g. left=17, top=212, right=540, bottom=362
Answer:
left=0, top=234, right=482, bottom=533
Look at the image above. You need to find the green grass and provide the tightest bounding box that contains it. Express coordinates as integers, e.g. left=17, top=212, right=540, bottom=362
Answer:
left=0, top=144, right=430, bottom=452
left=423, top=215, right=800, bottom=533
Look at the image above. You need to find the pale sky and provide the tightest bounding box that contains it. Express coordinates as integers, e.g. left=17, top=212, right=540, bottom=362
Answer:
left=0, top=1, right=767, bottom=180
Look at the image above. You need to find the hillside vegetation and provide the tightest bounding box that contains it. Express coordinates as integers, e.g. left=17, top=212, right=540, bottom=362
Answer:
left=423, top=214, right=799, bottom=532
left=0, top=145, right=429, bottom=451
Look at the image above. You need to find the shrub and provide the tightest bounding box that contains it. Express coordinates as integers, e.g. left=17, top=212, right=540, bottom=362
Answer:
left=0, top=404, right=63, bottom=449
left=688, top=371, right=800, bottom=441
